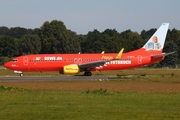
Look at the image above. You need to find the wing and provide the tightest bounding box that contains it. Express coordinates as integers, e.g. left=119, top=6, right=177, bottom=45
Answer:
left=79, top=48, right=124, bottom=69
left=79, top=60, right=108, bottom=69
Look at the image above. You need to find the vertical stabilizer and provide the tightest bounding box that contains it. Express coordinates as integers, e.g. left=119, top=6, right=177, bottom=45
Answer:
left=143, top=23, right=169, bottom=51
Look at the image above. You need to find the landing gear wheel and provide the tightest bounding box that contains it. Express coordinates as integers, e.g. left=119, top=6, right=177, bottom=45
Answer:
left=20, top=73, right=24, bottom=77
left=87, top=71, right=92, bottom=76
left=84, top=71, right=92, bottom=76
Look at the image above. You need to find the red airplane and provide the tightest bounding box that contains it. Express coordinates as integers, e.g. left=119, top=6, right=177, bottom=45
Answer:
left=4, top=23, right=174, bottom=76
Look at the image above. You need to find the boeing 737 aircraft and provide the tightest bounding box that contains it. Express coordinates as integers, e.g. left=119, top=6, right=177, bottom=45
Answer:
left=4, top=23, right=174, bottom=76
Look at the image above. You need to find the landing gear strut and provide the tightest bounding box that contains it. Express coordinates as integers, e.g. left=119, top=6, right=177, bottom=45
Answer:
left=84, top=71, right=92, bottom=76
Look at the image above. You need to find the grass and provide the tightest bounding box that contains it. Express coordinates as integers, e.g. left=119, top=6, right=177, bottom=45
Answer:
left=0, top=89, right=180, bottom=120
left=0, top=67, right=180, bottom=119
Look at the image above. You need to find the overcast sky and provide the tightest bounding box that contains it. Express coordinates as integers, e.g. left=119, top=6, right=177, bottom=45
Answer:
left=0, top=0, right=179, bottom=34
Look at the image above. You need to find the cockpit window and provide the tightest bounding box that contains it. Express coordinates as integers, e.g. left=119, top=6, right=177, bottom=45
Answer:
left=11, top=59, right=18, bottom=62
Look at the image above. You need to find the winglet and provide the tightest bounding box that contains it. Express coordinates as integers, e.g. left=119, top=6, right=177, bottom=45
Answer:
left=114, top=48, right=124, bottom=60
left=101, top=51, right=105, bottom=54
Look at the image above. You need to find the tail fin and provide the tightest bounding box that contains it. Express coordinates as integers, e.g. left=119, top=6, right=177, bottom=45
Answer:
left=143, top=23, right=169, bottom=51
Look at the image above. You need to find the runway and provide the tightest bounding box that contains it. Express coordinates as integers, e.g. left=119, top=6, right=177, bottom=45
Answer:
left=0, top=76, right=118, bottom=82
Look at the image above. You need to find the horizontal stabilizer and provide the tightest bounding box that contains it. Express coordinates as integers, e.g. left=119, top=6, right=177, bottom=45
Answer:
left=151, top=52, right=175, bottom=59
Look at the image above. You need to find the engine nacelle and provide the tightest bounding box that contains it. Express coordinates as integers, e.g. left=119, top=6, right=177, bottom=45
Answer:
left=60, top=64, right=80, bottom=74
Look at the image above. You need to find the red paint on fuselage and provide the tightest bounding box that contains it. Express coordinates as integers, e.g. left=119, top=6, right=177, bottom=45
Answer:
left=4, top=48, right=163, bottom=73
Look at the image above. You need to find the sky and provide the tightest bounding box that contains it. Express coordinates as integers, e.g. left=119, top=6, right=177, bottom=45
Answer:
left=0, top=0, right=180, bottom=34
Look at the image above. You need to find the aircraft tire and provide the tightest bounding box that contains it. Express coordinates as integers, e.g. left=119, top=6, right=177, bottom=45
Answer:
left=87, top=71, right=92, bottom=76
left=84, top=71, right=92, bottom=76
left=20, top=73, right=23, bottom=77
left=84, top=72, right=87, bottom=76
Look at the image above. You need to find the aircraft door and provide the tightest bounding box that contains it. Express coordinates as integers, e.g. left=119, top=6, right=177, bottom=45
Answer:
left=138, top=55, right=142, bottom=64
left=23, top=56, right=28, bottom=66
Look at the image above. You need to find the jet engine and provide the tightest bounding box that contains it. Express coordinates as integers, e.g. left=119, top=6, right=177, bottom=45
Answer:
left=60, top=64, right=80, bottom=74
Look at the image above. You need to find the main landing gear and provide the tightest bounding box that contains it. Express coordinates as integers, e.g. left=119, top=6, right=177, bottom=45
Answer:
left=84, top=71, right=92, bottom=76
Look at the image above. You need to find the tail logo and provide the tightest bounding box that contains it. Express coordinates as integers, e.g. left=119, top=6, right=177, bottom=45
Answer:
left=143, top=23, right=169, bottom=51
left=145, top=36, right=162, bottom=51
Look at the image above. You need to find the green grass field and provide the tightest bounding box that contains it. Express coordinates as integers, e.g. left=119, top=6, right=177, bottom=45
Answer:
left=0, top=67, right=180, bottom=119
left=0, top=88, right=180, bottom=120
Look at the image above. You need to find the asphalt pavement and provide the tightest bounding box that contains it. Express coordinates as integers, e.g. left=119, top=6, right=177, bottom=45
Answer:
left=0, top=76, right=118, bottom=82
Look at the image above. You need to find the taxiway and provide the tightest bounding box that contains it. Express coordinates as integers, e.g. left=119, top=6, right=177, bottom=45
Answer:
left=0, top=76, right=118, bottom=82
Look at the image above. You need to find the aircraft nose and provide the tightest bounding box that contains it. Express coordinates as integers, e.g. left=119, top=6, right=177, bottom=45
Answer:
left=4, top=62, right=10, bottom=69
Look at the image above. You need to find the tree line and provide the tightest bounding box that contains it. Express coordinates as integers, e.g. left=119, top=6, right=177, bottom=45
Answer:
left=0, top=20, right=179, bottom=67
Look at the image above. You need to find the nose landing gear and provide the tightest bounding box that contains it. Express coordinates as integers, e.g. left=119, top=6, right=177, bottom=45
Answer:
left=14, top=71, right=23, bottom=77
left=20, top=73, right=24, bottom=77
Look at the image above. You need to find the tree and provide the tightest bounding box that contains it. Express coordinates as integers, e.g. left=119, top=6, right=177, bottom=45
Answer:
left=159, top=41, right=178, bottom=68
left=121, top=30, right=144, bottom=51
left=141, top=28, right=156, bottom=40
left=39, top=20, right=81, bottom=53
left=7, top=27, right=32, bottom=38
left=0, top=36, right=19, bottom=57
left=102, top=29, right=124, bottom=52
left=81, top=29, right=108, bottom=53
left=58, top=30, right=81, bottom=53
left=141, top=28, right=157, bottom=47
left=0, top=26, right=9, bottom=36
left=167, top=29, right=180, bottom=59
left=18, top=35, right=41, bottom=55
left=0, top=56, right=10, bottom=65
